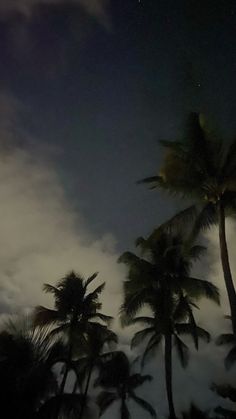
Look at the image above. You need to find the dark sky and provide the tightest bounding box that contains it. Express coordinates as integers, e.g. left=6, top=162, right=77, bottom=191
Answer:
left=1, top=0, right=236, bottom=249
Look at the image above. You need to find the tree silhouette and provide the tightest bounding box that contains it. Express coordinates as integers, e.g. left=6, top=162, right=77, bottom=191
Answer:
left=140, top=112, right=236, bottom=335
left=95, top=351, right=156, bottom=419
left=34, top=271, right=112, bottom=418
left=74, top=324, right=118, bottom=419
left=212, top=383, right=236, bottom=419
left=0, top=316, right=63, bottom=419
left=119, top=230, right=219, bottom=418
left=128, top=294, right=210, bottom=419
left=216, top=317, right=236, bottom=370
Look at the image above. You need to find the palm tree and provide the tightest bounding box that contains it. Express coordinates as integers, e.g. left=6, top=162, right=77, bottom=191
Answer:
left=128, top=294, right=210, bottom=419
left=212, top=383, right=236, bottom=419
left=140, top=113, right=236, bottom=335
left=74, top=324, right=118, bottom=419
left=216, top=317, right=236, bottom=370
left=0, top=316, right=65, bottom=419
left=181, top=404, right=210, bottom=419
left=34, top=271, right=112, bottom=417
left=95, top=351, right=157, bottom=419
left=119, top=230, right=219, bottom=419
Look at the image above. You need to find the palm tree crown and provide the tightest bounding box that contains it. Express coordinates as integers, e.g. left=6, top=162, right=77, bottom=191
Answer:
left=95, top=351, right=157, bottom=419
left=140, top=112, right=236, bottom=335
left=119, top=230, right=219, bottom=325
left=34, top=271, right=112, bottom=418
left=119, top=230, right=219, bottom=419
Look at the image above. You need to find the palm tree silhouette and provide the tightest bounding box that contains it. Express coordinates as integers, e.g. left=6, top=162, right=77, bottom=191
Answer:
left=95, top=351, right=156, bottom=419
left=216, top=317, right=236, bottom=369
left=119, top=230, right=219, bottom=418
left=212, top=383, right=236, bottom=418
left=140, top=113, right=236, bottom=335
left=128, top=294, right=210, bottom=419
left=34, top=271, right=112, bottom=417
left=74, top=324, right=118, bottom=419
left=0, top=316, right=64, bottom=419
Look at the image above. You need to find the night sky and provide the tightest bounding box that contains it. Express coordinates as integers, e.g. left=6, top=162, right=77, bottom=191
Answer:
left=0, top=1, right=236, bottom=416
left=1, top=0, right=236, bottom=249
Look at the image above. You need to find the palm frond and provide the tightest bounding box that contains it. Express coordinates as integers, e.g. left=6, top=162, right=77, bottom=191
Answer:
left=187, top=245, right=207, bottom=261
left=128, top=316, right=154, bottom=326
left=89, top=312, right=113, bottom=325
left=215, top=406, right=236, bottom=419
left=42, top=284, right=59, bottom=295
left=96, top=390, right=118, bottom=417
left=84, top=272, right=99, bottom=289
left=221, top=137, right=236, bottom=178
left=212, top=383, right=236, bottom=402
left=34, top=306, right=61, bottom=327
left=137, top=175, right=165, bottom=189
left=129, top=373, right=153, bottom=389
left=153, top=205, right=198, bottom=234
left=175, top=323, right=210, bottom=348
left=181, top=277, right=220, bottom=304
left=142, top=333, right=162, bottom=367
left=85, top=282, right=106, bottom=302
left=190, top=203, right=218, bottom=241
left=174, top=334, right=189, bottom=368
left=37, top=394, right=84, bottom=419
left=130, top=392, right=157, bottom=418
left=131, top=327, right=155, bottom=349
left=225, top=346, right=236, bottom=370
left=120, top=291, right=150, bottom=326
left=216, top=333, right=235, bottom=345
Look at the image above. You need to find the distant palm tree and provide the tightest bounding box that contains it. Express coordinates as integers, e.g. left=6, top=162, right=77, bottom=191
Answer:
left=216, top=317, right=236, bottom=369
left=181, top=403, right=210, bottom=419
left=74, top=324, right=118, bottom=419
left=119, top=230, right=219, bottom=419
left=140, top=113, right=236, bottom=335
left=212, top=383, right=236, bottom=419
left=95, top=351, right=156, bottom=419
left=34, top=271, right=112, bottom=417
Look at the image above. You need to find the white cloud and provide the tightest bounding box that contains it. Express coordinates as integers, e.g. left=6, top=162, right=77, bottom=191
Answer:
left=0, top=0, right=111, bottom=28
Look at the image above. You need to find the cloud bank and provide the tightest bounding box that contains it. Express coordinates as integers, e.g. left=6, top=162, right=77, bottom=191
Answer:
left=0, top=91, right=235, bottom=417
left=0, top=0, right=111, bottom=28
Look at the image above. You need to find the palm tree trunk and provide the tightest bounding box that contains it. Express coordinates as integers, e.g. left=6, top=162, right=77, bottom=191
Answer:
left=121, top=397, right=128, bottom=419
left=218, top=201, right=236, bottom=336
left=164, top=332, right=176, bottom=419
left=78, top=362, right=94, bottom=419
left=54, top=335, right=73, bottom=419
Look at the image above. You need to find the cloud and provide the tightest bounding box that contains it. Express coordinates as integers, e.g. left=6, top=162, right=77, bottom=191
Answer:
left=0, top=91, right=235, bottom=417
left=0, top=91, right=122, bottom=321
left=0, top=0, right=111, bottom=28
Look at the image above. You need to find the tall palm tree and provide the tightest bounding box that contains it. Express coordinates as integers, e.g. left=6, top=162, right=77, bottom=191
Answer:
left=74, top=324, right=118, bottom=419
left=95, top=351, right=157, bottom=419
left=34, top=271, right=112, bottom=417
left=128, top=294, right=210, bottom=419
left=119, top=230, right=219, bottom=419
left=139, top=113, right=236, bottom=334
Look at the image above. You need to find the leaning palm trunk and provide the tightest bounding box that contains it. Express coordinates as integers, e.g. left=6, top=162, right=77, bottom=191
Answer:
left=78, top=362, right=94, bottom=419
left=218, top=201, right=236, bottom=336
left=164, top=332, right=176, bottom=419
